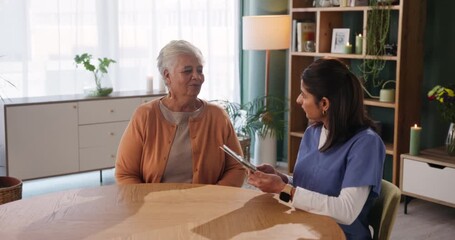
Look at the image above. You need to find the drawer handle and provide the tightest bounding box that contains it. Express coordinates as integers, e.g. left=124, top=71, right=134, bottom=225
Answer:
left=111, top=154, right=116, bottom=158
left=427, top=163, right=446, bottom=170
left=110, top=109, right=115, bottom=113
left=109, top=132, right=115, bottom=136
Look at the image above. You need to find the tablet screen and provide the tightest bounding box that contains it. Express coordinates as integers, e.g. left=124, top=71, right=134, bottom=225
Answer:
left=220, top=145, right=257, bottom=172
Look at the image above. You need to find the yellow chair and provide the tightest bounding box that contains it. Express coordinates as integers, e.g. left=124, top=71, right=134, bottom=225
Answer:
left=368, top=179, right=401, bottom=240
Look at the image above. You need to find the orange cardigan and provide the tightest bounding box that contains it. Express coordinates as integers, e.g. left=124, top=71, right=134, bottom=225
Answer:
left=115, top=98, right=246, bottom=187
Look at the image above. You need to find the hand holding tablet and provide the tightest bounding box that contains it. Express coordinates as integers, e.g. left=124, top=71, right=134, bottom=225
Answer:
left=220, top=144, right=257, bottom=172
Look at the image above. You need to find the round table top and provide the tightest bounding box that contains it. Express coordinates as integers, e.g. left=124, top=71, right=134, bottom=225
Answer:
left=0, top=183, right=345, bottom=239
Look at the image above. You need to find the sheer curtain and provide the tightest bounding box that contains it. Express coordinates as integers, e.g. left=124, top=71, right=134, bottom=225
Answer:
left=0, top=0, right=240, bottom=102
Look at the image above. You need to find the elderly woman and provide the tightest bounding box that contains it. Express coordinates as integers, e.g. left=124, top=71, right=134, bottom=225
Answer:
left=115, top=40, right=246, bottom=186
left=248, top=58, right=385, bottom=239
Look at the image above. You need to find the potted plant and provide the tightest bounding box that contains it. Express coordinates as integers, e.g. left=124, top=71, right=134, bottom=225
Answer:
left=211, top=95, right=287, bottom=162
left=74, top=53, right=116, bottom=97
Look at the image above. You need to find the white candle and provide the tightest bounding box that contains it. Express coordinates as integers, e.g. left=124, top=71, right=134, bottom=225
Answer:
left=146, top=75, right=154, bottom=92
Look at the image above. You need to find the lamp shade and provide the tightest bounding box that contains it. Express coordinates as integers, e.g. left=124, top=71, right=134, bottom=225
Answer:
left=242, top=15, right=291, bottom=50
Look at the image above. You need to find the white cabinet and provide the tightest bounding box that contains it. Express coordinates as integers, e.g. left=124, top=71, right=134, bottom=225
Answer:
left=78, top=98, right=141, bottom=171
left=400, top=147, right=455, bottom=210
left=6, top=103, right=79, bottom=180
left=0, top=91, right=164, bottom=180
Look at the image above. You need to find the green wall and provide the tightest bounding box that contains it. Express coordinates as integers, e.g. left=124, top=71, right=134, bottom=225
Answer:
left=420, top=0, right=455, bottom=149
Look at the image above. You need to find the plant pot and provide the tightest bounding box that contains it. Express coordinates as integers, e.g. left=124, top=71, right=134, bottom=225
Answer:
left=253, top=130, right=277, bottom=167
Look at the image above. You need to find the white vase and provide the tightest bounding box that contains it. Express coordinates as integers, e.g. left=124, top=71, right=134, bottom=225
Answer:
left=84, top=74, right=113, bottom=97
left=253, top=130, right=277, bottom=167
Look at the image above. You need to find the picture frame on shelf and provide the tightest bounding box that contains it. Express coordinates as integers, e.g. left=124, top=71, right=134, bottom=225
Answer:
left=331, top=28, right=350, bottom=53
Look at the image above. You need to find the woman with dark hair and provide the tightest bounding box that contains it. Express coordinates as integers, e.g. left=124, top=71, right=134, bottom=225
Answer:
left=248, top=58, right=385, bottom=239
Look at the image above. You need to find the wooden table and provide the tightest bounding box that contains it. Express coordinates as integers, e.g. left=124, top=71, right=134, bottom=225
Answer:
left=0, top=183, right=345, bottom=239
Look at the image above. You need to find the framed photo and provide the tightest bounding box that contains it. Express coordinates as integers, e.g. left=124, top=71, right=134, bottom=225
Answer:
left=331, top=28, right=350, bottom=53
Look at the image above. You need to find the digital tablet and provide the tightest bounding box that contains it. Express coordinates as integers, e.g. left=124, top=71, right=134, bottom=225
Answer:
left=220, top=144, right=257, bottom=172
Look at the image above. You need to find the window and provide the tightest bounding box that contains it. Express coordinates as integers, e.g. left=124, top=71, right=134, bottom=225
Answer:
left=0, top=0, right=240, bottom=101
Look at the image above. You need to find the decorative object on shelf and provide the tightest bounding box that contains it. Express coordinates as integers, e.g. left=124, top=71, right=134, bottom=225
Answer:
left=210, top=96, right=287, bottom=162
left=331, top=28, right=350, bottom=53
left=74, top=53, right=116, bottom=97
left=344, top=42, right=353, bottom=54
left=316, top=0, right=333, bottom=7
left=349, top=0, right=368, bottom=6
left=355, top=33, right=363, bottom=54
left=331, top=0, right=340, bottom=6
left=427, top=85, right=455, bottom=155
left=409, top=124, right=421, bottom=156
left=384, top=43, right=397, bottom=56
left=339, top=0, right=348, bottom=7
left=304, top=40, right=316, bottom=52
left=379, top=80, right=396, bottom=102
left=358, top=0, right=392, bottom=88
left=296, top=21, right=316, bottom=52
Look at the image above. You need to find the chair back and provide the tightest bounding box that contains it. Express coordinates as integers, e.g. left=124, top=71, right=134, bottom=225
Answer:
left=368, top=179, right=401, bottom=240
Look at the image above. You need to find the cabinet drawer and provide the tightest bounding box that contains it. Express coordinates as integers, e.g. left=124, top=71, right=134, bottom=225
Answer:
left=79, top=122, right=128, bottom=148
left=78, top=98, right=140, bottom=124
left=402, top=159, right=455, bottom=204
left=79, top=146, right=117, bottom=171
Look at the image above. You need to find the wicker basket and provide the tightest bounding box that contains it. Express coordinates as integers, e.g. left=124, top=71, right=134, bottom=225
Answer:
left=0, top=176, right=22, bottom=205
left=239, top=137, right=251, bottom=163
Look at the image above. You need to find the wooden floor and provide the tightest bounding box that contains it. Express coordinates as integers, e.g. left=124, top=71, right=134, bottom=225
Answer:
left=19, top=169, right=455, bottom=240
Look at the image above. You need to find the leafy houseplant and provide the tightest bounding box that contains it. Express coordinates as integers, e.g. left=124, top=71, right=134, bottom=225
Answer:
left=211, top=96, right=287, bottom=161
left=74, top=53, right=116, bottom=97
left=359, top=0, right=393, bottom=88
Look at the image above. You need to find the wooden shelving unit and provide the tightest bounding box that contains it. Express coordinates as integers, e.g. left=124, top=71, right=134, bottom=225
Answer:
left=287, top=0, right=426, bottom=185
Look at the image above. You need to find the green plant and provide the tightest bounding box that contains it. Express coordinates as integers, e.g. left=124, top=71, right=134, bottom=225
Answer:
left=74, top=53, right=116, bottom=96
left=427, top=85, right=455, bottom=123
left=211, top=95, right=288, bottom=140
left=358, top=0, right=392, bottom=88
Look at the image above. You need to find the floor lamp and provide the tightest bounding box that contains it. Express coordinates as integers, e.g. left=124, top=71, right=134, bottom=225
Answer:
left=242, top=15, right=291, bottom=99
left=242, top=15, right=290, bottom=166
